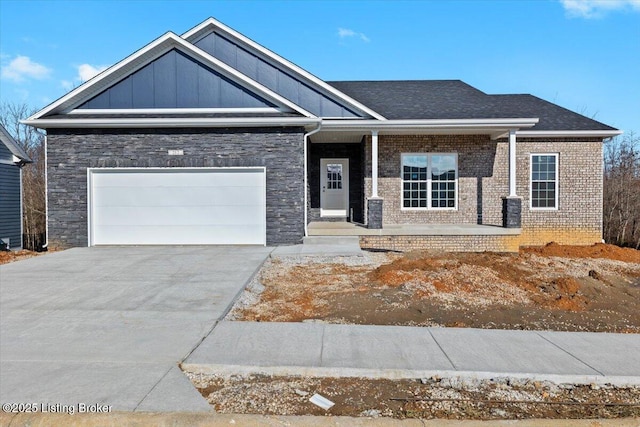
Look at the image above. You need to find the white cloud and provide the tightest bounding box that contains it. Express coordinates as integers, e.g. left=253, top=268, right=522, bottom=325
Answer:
left=560, top=0, right=640, bottom=18
left=77, top=63, right=108, bottom=82
left=57, top=63, right=109, bottom=94
left=1, top=55, right=51, bottom=82
left=61, top=80, right=74, bottom=91
left=337, top=27, right=370, bottom=43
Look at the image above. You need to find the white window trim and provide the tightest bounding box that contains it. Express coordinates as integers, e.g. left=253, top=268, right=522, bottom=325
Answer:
left=400, top=152, right=458, bottom=211
left=529, top=153, right=559, bottom=211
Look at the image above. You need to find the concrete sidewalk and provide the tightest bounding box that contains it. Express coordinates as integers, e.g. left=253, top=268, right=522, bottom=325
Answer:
left=184, top=321, right=640, bottom=386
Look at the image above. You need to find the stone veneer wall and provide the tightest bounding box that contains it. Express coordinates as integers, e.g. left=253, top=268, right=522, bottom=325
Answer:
left=46, top=127, right=305, bottom=248
left=363, top=135, right=603, bottom=250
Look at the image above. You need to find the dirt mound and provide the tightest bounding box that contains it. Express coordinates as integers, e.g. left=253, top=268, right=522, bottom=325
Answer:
left=368, top=250, right=590, bottom=312
left=231, top=245, right=640, bottom=332
left=522, top=242, right=640, bottom=263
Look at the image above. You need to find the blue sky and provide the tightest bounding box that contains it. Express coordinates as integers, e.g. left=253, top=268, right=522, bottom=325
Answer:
left=1, top=0, right=638, bottom=132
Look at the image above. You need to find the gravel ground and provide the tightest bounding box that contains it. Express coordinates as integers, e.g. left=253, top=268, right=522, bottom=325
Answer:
left=184, top=372, right=640, bottom=420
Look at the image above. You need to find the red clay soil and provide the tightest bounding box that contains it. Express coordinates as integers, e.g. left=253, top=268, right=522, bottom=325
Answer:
left=234, top=243, right=640, bottom=332
left=522, top=242, right=640, bottom=263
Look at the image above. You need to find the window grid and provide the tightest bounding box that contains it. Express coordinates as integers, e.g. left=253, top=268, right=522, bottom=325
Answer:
left=402, top=154, right=457, bottom=210
left=531, top=154, right=557, bottom=209
left=326, top=164, right=342, bottom=190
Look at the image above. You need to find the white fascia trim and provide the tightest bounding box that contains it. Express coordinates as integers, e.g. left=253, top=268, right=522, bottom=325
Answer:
left=23, top=117, right=321, bottom=129
left=515, top=130, right=622, bottom=138
left=182, top=18, right=387, bottom=120
left=322, top=118, right=539, bottom=131
left=28, top=33, right=316, bottom=120
left=68, top=107, right=282, bottom=115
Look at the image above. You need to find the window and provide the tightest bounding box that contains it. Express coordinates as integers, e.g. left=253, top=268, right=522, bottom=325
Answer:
left=531, top=154, right=558, bottom=209
left=326, top=163, right=343, bottom=189
left=402, top=153, right=457, bottom=209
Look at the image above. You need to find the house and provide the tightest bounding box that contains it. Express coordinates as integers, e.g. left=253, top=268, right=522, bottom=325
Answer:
left=0, top=124, right=31, bottom=250
left=24, top=18, right=621, bottom=252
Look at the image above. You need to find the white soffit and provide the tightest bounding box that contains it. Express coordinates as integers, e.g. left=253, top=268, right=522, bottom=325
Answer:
left=182, top=17, right=387, bottom=121
left=515, top=130, right=623, bottom=138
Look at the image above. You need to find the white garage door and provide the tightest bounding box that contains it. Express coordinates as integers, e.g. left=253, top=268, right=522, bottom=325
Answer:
left=89, top=168, right=266, bottom=245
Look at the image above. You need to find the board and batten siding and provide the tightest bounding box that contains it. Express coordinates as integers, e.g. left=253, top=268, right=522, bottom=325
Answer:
left=0, top=163, right=22, bottom=249
left=193, top=31, right=361, bottom=118
left=79, top=49, right=276, bottom=110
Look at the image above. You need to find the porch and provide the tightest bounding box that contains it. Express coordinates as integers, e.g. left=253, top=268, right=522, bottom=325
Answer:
left=307, top=221, right=521, bottom=236
left=307, top=221, right=522, bottom=252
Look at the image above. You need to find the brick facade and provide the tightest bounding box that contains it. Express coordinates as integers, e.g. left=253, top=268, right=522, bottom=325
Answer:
left=360, top=235, right=522, bottom=253
left=47, top=128, right=603, bottom=251
left=362, top=135, right=603, bottom=250
left=47, top=127, right=305, bottom=248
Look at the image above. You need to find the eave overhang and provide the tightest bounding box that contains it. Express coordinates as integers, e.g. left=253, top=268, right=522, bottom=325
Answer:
left=515, top=130, right=623, bottom=138
left=0, top=125, right=31, bottom=163
left=317, top=118, right=539, bottom=141
left=22, top=117, right=322, bottom=129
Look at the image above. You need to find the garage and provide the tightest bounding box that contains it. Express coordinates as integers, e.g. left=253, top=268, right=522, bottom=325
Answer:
left=88, top=168, right=266, bottom=245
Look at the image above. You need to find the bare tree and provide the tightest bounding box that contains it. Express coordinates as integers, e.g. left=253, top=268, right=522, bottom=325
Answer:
left=0, top=102, right=46, bottom=250
left=603, top=132, right=640, bottom=249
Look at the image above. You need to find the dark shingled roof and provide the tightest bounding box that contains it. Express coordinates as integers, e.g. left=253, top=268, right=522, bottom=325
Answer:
left=328, top=80, right=617, bottom=131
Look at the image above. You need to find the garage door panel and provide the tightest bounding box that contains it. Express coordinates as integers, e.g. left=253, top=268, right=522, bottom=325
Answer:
left=93, top=224, right=265, bottom=245
left=94, top=185, right=265, bottom=208
left=90, top=168, right=266, bottom=245
left=92, top=170, right=264, bottom=188
left=94, top=205, right=265, bottom=226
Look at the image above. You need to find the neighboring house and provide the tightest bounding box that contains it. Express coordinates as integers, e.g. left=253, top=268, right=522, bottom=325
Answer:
left=24, top=18, right=621, bottom=251
left=0, top=125, right=31, bottom=250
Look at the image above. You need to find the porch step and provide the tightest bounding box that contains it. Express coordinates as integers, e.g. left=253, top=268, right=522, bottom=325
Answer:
left=271, top=236, right=363, bottom=257
left=303, top=236, right=360, bottom=246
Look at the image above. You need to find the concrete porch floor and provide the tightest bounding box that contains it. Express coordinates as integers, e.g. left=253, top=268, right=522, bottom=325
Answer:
left=307, top=221, right=522, bottom=236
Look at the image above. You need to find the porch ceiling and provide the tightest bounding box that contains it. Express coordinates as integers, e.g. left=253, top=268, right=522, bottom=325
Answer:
left=310, top=118, right=539, bottom=143
left=310, top=128, right=518, bottom=143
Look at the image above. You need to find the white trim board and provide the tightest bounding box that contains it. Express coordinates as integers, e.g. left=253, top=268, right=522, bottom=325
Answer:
left=68, top=107, right=282, bottom=115
left=25, top=117, right=321, bottom=129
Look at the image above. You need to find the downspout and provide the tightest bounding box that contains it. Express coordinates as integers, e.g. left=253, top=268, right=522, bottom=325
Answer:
left=19, top=166, right=24, bottom=250
left=303, top=120, right=323, bottom=237
left=42, top=134, right=49, bottom=249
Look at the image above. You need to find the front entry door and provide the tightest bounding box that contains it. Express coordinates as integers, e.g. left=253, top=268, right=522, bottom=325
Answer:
left=320, top=158, right=349, bottom=217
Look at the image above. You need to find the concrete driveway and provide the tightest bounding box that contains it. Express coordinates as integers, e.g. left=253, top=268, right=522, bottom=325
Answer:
left=0, top=246, right=272, bottom=412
